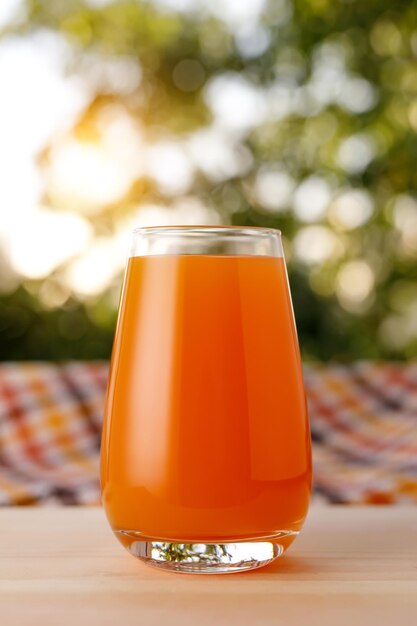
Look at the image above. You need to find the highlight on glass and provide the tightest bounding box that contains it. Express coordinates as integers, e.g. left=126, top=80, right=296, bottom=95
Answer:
left=101, top=226, right=311, bottom=574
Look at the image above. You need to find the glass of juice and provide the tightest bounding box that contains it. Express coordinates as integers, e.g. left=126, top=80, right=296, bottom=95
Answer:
left=101, top=226, right=311, bottom=574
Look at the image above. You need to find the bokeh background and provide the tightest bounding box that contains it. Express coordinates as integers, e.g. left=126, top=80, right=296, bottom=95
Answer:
left=1, top=0, right=416, bottom=362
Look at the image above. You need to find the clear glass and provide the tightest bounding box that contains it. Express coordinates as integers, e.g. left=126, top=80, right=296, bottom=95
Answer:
left=101, top=226, right=311, bottom=574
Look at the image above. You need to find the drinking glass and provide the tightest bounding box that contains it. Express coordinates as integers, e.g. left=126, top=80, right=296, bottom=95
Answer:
left=101, top=226, right=311, bottom=574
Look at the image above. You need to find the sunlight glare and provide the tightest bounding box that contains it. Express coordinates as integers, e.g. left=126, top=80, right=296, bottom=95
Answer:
left=337, top=134, right=376, bottom=174
left=187, top=128, right=252, bottom=182
left=254, top=166, right=294, bottom=212
left=336, top=260, right=375, bottom=312
left=48, top=138, right=139, bottom=213
left=153, top=0, right=266, bottom=28
left=146, top=142, right=194, bottom=195
left=205, top=73, right=267, bottom=133
left=293, top=226, right=343, bottom=265
left=0, top=0, right=25, bottom=28
left=8, top=210, right=92, bottom=280
left=64, top=239, right=125, bottom=297
left=329, top=189, right=374, bottom=231
left=293, top=176, right=332, bottom=222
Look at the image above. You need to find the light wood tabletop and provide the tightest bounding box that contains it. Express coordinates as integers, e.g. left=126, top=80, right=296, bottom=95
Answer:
left=1, top=506, right=416, bottom=625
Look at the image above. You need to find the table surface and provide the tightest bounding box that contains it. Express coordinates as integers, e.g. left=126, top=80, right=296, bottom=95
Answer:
left=1, top=506, right=417, bottom=626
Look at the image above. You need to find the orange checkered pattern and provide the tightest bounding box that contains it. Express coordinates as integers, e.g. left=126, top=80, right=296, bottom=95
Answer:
left=307, top=362, right=417, bottom=504
left=0, top=361, right=416, bottom=505
left=0, top=363, right=106, bottom=505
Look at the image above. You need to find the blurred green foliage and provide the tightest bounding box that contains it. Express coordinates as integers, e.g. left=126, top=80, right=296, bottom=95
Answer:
left=1, top=0, right=417, bottom=360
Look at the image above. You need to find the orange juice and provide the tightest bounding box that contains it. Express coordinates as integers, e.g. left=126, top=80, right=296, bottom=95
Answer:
left=101, top=254, right=311, bottom=546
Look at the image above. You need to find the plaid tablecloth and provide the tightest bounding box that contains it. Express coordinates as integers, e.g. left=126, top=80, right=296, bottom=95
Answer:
left=0, top=362, right=416, bottom=505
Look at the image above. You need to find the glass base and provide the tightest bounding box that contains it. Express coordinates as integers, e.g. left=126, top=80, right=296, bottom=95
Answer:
left=117, top=532, right=297, bottom=574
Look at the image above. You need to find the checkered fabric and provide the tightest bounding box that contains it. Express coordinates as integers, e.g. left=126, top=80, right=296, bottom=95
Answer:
left=0, top=363, right=106, bottom=505
left=306, top=362, right=417, bottom=504
left=0, top=362, right=416, bottom=505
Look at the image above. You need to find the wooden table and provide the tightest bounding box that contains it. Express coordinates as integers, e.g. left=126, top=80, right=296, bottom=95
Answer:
left=1, top=507, right=416, bottom=625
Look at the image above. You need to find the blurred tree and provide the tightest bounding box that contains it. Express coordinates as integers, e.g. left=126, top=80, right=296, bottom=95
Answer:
left=0, top=0, right=416, bottom=360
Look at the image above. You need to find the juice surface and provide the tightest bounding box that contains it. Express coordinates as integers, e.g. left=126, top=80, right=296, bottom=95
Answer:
left=101, top=255, right=311, bottom=542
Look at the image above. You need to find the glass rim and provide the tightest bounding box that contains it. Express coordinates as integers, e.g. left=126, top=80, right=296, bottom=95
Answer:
left=132, top=225, right=282, bottom=237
